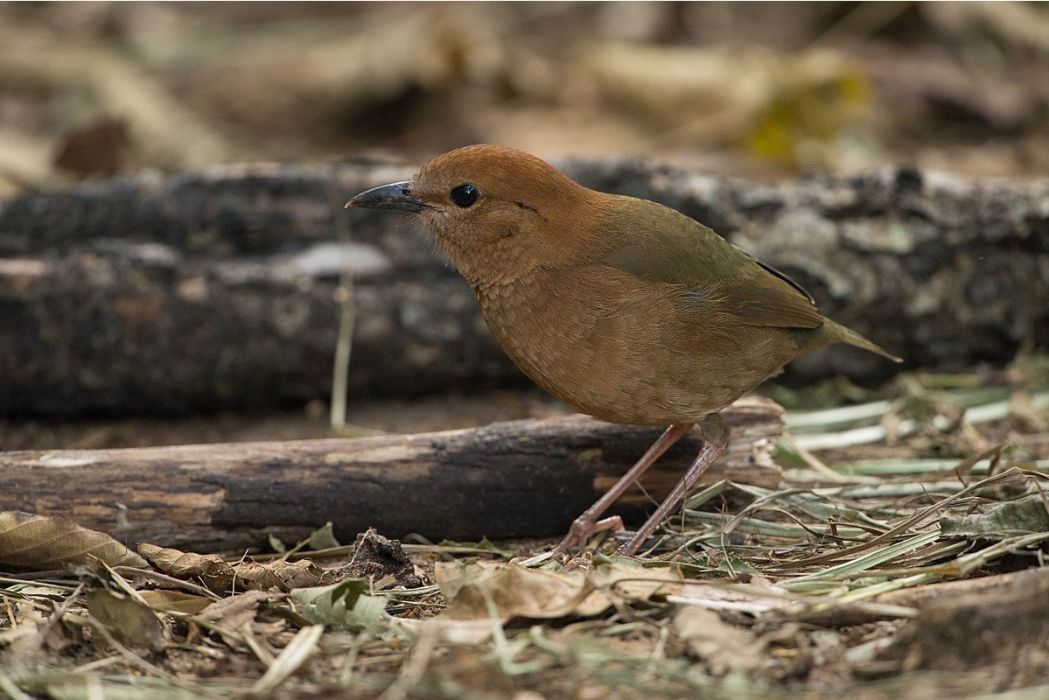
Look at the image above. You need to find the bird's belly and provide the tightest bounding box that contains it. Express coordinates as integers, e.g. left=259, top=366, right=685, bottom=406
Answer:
left=476, top=277, right=789, bottom=425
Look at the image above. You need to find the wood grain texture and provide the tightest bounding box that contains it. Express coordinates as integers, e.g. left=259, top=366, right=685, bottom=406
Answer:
left=0, top=398, right=782, bottom=552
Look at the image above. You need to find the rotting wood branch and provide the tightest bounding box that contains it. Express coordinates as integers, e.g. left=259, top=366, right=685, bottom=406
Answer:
left=0, top=398, right=782, bottom=553
left=1, top=160, right=1047, bottom=417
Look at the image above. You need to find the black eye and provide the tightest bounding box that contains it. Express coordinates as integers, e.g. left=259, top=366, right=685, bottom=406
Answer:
left=450, top=183, right=479, bottom=208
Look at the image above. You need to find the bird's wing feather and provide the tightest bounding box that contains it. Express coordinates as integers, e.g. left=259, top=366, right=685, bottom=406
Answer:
left=592, top=197, right=823, bottom=330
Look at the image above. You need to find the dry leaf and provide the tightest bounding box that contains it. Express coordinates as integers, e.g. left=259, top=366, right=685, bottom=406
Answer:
left=0, top=600, right=47, bottom=657
left=85, top=589, right=165, bottom=650
left=138, top=543, right=323, bottom=592
left=0, top=511, right=146, bottom=570
left=198, top=590, right=278, bottom=631
left=420, top=617, right=495, bottom=645
left=138, top=589, right=213, bottom=615
left=138, top=544, right=235, bottom=590
left=52, top=115, right=129, bottom=177
left=435, top=560, right=680, bottom=621
left=673, top=606, right=763, bottom=675
left=235, top=560, right=324, bottom=592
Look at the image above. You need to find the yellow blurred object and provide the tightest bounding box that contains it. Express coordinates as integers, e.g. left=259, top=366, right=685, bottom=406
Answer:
left=746, top=71, right=871, bottom=166
left=581, top=43, right=875, bottom=170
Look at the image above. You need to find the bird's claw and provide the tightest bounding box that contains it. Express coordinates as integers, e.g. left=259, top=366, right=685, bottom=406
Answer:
left=517, top=515, right=627, bottom=569
left=547, top=514, right=626, bottom=567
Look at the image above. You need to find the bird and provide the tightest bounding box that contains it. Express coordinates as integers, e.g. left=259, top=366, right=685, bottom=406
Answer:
left=347, top=145, right=900, bottom=558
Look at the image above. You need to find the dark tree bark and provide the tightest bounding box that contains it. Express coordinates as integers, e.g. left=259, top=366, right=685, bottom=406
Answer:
left=0, top=398, right=781, bottom=553
left=1, top=159, right=1046, bottom=416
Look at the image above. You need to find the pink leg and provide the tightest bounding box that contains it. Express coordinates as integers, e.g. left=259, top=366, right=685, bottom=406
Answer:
left=616, top=413, right=728, bottom=556
left=552, top=422, right=694, bottom=558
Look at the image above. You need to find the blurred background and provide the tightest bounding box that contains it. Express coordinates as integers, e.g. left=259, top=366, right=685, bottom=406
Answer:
left=2, top=0, right=1049, bottom=194
left=2, top=1, right=1048, bottom=448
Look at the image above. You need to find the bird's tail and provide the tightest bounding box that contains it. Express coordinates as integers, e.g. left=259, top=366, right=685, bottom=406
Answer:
left=820, top=319, right=903, bottom=363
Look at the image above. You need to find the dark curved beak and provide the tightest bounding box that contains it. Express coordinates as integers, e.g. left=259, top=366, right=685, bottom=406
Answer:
left=345, top=181, right=426, bottom=212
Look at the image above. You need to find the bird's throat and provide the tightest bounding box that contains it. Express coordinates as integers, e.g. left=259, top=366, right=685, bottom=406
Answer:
left=435, top=232, right=540, bottom=290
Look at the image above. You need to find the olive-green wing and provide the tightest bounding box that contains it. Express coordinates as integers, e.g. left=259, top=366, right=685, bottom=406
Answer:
left=593, top=197, right=823, bottom=330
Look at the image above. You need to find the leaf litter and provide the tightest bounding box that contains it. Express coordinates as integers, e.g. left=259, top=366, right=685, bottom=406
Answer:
left=2, top=365, right=1049, bottom=698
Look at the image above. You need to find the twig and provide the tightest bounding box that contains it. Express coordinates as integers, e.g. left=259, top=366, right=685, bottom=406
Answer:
left=329, top=181, right=355, bottom=430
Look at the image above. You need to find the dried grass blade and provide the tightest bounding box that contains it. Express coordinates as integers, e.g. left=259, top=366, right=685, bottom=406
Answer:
left=781, top=530, right=941, bottom=584
left=251, top=624, right=324, bottom=695
left=786, top=468, right=1027, bottom=567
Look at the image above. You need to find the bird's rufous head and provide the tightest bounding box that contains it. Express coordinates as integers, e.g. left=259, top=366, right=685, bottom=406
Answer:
left=347, top=145, right=605, bottom=285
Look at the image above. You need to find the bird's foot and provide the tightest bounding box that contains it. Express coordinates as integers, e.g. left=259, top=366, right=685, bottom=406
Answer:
left=613, top=530, right=653, bottom=558
left=550, top=514, right=625, bottom=565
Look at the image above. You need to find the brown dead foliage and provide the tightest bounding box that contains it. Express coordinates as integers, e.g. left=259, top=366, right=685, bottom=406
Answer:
left=138, top=543, right=326, bottom=593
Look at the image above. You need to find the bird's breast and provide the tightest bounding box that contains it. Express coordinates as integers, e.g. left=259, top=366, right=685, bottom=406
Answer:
left=471, top=267, right=737, bottom=425
left=473, top=272, right=599, bottom=396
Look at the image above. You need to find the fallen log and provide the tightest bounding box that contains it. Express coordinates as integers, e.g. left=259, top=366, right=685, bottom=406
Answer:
left=0, top=397, right=781, bottom=553
left=2, top=159, right=1047, bottom=416
left=878, top=566, right=1049, bottom=686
